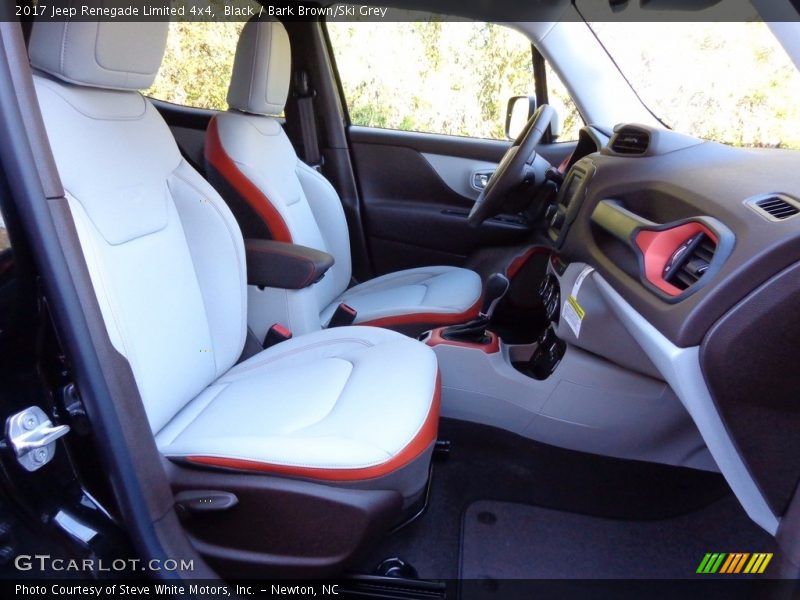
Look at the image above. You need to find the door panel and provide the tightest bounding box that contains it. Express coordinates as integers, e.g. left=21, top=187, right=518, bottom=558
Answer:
left=422, top=153, right=500, bottom=202
left=349, top=126, right=575, bottom=275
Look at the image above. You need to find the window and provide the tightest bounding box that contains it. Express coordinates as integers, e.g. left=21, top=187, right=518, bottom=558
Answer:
left=0, top=211, right=8, bottom=254
left=591, top=22, right=800, bottom=149
left=146, top=21, right=244, bottom=110
left=0, top=205, right=12, bottom=291
left=328, top=19, right=538, bottom=140
left=546, top=63, right=582, bottom=142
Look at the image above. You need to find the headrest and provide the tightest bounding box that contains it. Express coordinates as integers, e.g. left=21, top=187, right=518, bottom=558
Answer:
left=227, top=19, right=291, bottom=116
left=29, top=21, right=169, bottom=91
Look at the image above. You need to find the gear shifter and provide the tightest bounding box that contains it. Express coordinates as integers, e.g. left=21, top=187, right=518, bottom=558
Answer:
left=479, top=273, right=511, bottom=319
left=440, top=273, right=509, bottom=344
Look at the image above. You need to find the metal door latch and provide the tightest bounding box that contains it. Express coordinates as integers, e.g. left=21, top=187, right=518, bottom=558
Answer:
left=5, top=406, right=70, bottom=472
left=471, top=170, right=495, bottom=191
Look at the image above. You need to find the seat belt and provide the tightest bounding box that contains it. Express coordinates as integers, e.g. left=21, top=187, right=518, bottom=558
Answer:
left=294, top=70, right=323, bottom=172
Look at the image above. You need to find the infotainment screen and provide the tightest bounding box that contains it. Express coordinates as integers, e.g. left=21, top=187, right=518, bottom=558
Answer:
left=560, top=173, right=583, bottom=208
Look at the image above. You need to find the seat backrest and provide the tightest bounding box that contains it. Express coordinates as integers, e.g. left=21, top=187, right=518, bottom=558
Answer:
left=30, top=21, right=248, bottom=434
left=205, top=19, right=352, bottom=314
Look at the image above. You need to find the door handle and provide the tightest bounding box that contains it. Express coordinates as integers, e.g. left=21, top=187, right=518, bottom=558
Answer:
left=471, top=170, right=494, bottom=191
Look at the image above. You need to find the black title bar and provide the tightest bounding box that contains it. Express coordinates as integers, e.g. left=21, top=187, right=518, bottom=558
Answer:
left=4, top=0, right=800, bottom=22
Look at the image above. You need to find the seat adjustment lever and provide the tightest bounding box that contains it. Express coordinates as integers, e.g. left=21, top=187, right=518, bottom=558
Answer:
left=174, top=490, right=239, bottom=515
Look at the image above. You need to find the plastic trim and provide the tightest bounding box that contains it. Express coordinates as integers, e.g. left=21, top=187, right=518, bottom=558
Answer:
left=594, top=274, right=778, bottom=534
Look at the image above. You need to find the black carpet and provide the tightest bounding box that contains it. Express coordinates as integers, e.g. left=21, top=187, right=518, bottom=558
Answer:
left=354, top=419, right=733, bottom=579
left=460, top=497, right=774, bottom=581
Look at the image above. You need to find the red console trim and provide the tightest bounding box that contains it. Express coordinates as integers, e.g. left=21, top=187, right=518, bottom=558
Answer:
left=425, top=327, right=500, bottom=354
left=506, top=246, right=550, bottom=280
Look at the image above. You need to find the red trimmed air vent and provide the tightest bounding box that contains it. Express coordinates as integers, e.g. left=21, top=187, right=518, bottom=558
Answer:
left=635, top=222, right=718, bottom=296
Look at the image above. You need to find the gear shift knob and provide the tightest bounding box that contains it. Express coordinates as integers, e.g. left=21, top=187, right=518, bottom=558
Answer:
left=479, top=273, right=510, bottom=319
left=438, top=273, right=509, bottom=346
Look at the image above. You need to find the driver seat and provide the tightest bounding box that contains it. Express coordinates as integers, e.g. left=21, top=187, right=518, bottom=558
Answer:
left=205, top=19, right=482, bottom=335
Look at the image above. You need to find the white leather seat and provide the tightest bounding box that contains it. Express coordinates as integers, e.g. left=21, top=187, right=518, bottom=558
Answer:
left=29, top=20, right=439, bottom=504
left=206, top=19, right=482, bottom=334
left=157, top=326, right=439, bottom=481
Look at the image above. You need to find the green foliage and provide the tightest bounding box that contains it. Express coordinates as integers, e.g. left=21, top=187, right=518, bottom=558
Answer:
left=327, top=21, right=576, bottom=140
left=147, top=21, right=244, bottom=110
left=147, top=20, right=798, bottom=150
left=147, top=19, right=582, bottom=140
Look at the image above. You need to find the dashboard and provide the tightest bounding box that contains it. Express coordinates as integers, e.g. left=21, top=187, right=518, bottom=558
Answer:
left=556, top=123, right=800, bottom=346
left=550, top=122, right=800, bottom=528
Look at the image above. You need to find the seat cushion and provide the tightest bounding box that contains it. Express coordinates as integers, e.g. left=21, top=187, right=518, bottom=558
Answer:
left=322, top=266, right=482, bottom=330
left=156, top=326, right=439, bottom=485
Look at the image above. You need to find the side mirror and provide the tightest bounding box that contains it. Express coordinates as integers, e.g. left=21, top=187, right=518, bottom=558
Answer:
left=505, top=95, right=536, bottom=140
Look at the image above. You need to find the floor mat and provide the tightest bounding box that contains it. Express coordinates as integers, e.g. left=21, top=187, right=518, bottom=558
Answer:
left=354, top=419, right=731, bottom=579
left=460, top=496, right=774, bottom=582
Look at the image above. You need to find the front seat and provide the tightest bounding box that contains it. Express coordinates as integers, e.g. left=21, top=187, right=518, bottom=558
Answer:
left=205, top=19, right=482, bottom=336
left=30, top=19, right=440, bottom=576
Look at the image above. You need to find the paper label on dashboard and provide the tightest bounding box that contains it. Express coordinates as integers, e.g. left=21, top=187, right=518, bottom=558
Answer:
left=563, top=266, right=593, bottom=338
left=563, top=295, right=586, bottom=338
left=572, top=265, right=595, bottom=298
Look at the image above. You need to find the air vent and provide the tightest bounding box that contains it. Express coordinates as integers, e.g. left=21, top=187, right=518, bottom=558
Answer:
left=664, top=233, right=717, bottom=291
left=610, top=127, right=650, bottom=155
left=746, top=194, right=800, bottom=221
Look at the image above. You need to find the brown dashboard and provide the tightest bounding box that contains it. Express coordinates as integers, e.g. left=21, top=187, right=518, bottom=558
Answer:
left=557, top=124, right=800, bottom=347
left=554, top=124, right=800, bottom=517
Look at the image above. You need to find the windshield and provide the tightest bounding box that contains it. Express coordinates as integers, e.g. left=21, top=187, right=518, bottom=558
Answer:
left=590, top=22, right=800, bottom=149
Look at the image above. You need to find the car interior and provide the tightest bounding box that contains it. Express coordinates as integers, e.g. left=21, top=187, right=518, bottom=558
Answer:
left=0, top=0, right=799, bottom=594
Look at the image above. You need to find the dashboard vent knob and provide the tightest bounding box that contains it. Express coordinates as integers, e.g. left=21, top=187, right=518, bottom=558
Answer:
left=664, top=233, right=717, bottom=291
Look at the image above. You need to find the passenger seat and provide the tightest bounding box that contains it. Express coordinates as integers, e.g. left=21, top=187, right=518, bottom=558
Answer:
left=29, top=19, right=440, bottom=576
left=205, top=19, right=482, bottom=337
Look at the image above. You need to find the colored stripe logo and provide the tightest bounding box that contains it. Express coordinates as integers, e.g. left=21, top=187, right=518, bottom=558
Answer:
left=697, top=553, right=773, bottom=574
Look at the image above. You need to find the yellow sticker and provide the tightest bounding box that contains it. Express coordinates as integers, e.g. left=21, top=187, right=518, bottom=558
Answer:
left=567, top=295, right=585, bottom=320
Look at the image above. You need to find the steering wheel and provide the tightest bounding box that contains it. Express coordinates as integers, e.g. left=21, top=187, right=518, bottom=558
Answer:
left=468, top=104, right=556, bottom=227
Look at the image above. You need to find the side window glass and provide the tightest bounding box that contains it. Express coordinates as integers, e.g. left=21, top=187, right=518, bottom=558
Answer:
left=0, top=203, right=16, bottom=296
left=146, top=21, right=245, bottom=110
left=0, top=210, right=8, bottom=254
left=328, top=18, right=536, bottom=140
left=546, top=63, right=583, bottom=142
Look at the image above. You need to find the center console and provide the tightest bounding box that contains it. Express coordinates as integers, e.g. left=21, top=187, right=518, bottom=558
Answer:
left=413, top=146, right=722, bottom=472
left=513, top=326, right=566, bottom=381
left=420, top=273, right=509, bottom=353
left=509, top=272, right=566, bottom=380
left=419, top=253, right=713, bottom=472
